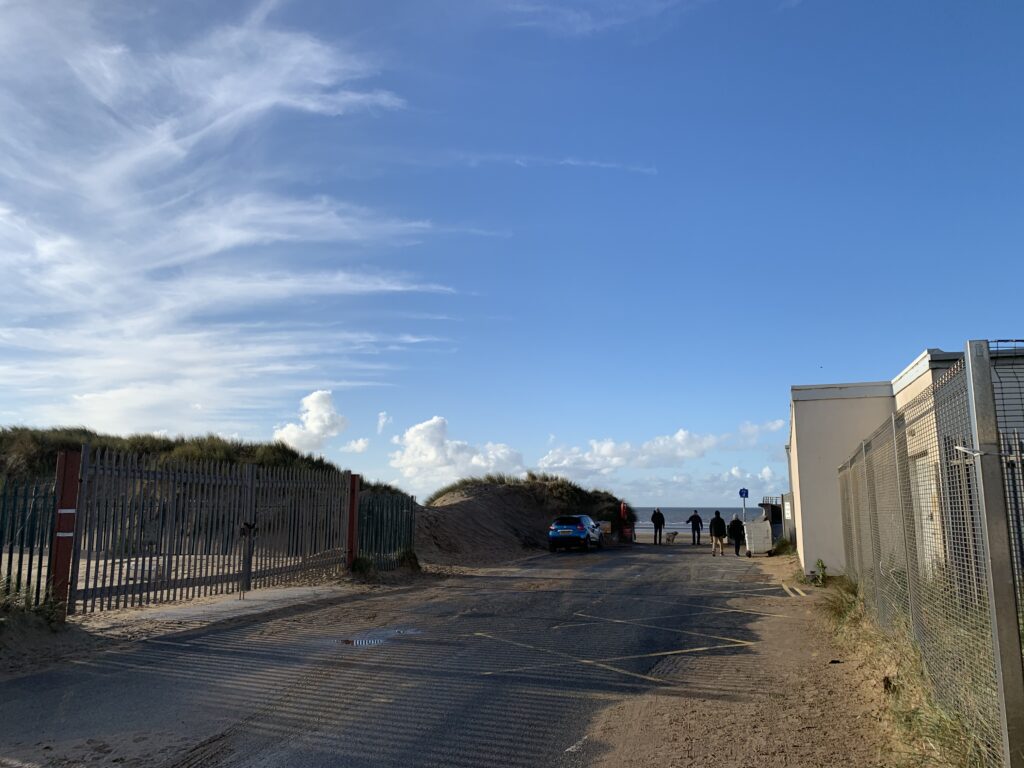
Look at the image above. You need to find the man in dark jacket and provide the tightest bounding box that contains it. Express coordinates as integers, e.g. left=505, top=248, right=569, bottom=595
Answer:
left=651, top=508, right=666, bottom=545
left=709, top=510, right=727, bottom=556
left=727, top=514, right=745, bottom=557
left=686, top=510, right=703, bottom=546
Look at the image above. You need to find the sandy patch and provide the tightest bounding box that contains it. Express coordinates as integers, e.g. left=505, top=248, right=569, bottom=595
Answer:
left=588, top=556, right=896, bottom=768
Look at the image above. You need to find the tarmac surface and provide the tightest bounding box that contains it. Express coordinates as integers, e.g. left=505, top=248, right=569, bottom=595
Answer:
left=0, top=542, right=800, bottom=767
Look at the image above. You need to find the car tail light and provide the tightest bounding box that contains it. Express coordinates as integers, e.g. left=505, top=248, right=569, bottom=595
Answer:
left=576, top=524, right=585, bottom=531
left=549, top=524, right=557, bottom=530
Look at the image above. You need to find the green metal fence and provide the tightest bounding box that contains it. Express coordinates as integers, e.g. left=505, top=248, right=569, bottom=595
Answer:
left=0, top=477, right=57, bottom=609
left=358, top=492, right=415, bottom=570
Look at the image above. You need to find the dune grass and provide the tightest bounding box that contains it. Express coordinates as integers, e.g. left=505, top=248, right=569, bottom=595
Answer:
left=824, top=577, right=990, bottom=767
left=424, top=471, right=636, bottom=525
left=0, top=426, right=341, bottom=479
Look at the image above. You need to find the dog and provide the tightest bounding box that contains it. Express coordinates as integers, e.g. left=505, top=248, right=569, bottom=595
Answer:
left=665, top=531, right=678, bottom=544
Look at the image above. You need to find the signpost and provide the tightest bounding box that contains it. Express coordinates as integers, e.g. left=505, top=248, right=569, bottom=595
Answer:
left=739, top=487, right=749, bottom=521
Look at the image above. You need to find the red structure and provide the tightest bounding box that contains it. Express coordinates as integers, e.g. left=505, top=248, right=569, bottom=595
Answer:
left=47, top=450, right=81, bottom=620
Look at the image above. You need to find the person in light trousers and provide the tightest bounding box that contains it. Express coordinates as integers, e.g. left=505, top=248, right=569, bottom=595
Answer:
left=709, top=510, right=727, bottom=556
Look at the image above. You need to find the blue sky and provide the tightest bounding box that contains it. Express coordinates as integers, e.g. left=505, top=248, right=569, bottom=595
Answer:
left=1, top=0, right=1022, bottom=503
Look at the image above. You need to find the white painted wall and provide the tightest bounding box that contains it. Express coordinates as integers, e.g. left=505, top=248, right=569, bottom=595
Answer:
left=789, top=387, right=894, bottom=575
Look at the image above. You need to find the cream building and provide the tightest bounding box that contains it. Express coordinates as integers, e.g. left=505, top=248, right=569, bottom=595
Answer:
left=786, top=349, right=961, bottom=575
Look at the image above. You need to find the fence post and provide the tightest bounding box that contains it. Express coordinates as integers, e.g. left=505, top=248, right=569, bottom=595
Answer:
left=47, top=450, right=81, bottom=621
left=239, top=464, right=257, bottom=594
left=891, top=413, right=920, bottom=638
left=347, top=474, right=361, bottom=567
left=966, top=339, right=1024, bottom=768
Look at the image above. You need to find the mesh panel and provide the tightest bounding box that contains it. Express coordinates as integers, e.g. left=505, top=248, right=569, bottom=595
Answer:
left=991, top=341, right=1024, bottom=672
left=838, top=360, right=1003, bottom=766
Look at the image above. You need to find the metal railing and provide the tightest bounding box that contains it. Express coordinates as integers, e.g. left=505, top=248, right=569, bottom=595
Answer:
left=358, top=492, right=415, bottom=570
left=0, top=477, right=57, bottom=608
left=839, top=341, right=1024, bottom=768
left=68, top=446, right=351, bottom=613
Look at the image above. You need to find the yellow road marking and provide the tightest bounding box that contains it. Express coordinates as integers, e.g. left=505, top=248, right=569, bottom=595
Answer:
left=632, top=595, right=788, bottom=618
left=480, top=641, right=747, bottom=676
left=473, top=632, right=667, bottom=684
left=792, top=584, right=808, bottom=597
left=780, top=582, right=796, bottom=597
left=573, top=612, right=754, bottom=646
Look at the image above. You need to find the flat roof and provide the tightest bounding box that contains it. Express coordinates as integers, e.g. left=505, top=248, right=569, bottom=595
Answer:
left=791, top=381, right=893, bottom=401
left=891, top=348, right=962, bottom=396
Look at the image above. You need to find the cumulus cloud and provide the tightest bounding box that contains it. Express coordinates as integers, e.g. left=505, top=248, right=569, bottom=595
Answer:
left=340, top=438, right=370, bottom=454
left=273, top=390, right=347, bottom=454
left=377, top=411, right=393, bottom=434
left=537, top=427, right=720, bottom=479
left=537, top=438, right=633, bottom=477
left=389, top=416, right=524, bottom=489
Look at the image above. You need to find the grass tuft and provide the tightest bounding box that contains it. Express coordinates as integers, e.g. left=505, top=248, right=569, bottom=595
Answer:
left=0, top=426, right=342, bottom=479
left=823, top=577, right=990, bottom=767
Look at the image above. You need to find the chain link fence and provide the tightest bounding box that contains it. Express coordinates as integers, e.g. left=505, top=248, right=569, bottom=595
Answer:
left=838, top=344, right=1024, bottom=767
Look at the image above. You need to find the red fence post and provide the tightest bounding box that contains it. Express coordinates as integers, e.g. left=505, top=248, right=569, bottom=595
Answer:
left=48, top=450, right=81, bottom=621
left=347, top=474, right=361, bottom=567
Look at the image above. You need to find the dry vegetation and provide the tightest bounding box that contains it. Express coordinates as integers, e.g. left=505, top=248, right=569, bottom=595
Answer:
left=823, top=577, right=989, bottom=767
left=0, top=427, right=342, bottom=479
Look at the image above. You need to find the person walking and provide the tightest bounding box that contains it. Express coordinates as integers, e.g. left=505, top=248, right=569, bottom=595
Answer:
left=686, top=510, right=704, bottom=546
left=651, top=508, right=666, bottom=545
left=709, top=510, right=727, bottom=556
left=727, top=513, right=745, bottom=557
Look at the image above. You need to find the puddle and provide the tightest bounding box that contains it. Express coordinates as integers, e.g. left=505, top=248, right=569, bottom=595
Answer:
left=343, top=628, right=421, bottom=648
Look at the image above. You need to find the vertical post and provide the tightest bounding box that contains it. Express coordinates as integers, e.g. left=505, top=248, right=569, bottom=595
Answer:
left=966, top=339, right=1024, bottom=768
left=347, top=474, right=361, bottom=567
left=48, top=450, right=82, bottom=621
left=891, top=414, right=920, bottom=637
left=239, top=464, right=256, bottom=594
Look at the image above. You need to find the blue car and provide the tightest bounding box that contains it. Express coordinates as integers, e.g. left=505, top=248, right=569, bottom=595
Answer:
left=548, top=515, right=604, bottom=552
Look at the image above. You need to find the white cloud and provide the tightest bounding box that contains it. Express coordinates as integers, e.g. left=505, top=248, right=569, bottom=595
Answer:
left=450, top=151, right=656, bottom=175
left=636, top=429, right=721, bottom=466
left=377, top=411, right=393, bottom=434
left=389, top=416, right=524, bottom=489
left=758, top=466, right=775, bottom=483
left=537, top=438, right=633, bottom=477
left=340, top=438, right=370, bottom=454
left=273, top=390, right=347, bottom=454
left=0, top=3, right=450, bottom=435
left=537, top=427, right=719, bottom=479
left=499, top=0, right=685, bottom=36
left=736, top=419, right=786, bottom=447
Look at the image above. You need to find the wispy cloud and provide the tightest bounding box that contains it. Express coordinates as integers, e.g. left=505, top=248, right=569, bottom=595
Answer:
left=0, top=2, right=450, bottom=435
left=451, top=151, right=657, bottom=175
left=496, top=0, right=688, bottom=36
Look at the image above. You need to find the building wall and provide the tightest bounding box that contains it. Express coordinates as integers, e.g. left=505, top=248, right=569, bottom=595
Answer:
left=790, top=390, right=894, bottom=574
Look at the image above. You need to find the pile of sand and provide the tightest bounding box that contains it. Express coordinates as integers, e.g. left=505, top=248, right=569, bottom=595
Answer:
left=415, top=483, right=566, bottom=566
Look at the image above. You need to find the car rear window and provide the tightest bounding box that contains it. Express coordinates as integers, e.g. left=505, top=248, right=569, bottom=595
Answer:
left=553, top=516, right=581, bottom=525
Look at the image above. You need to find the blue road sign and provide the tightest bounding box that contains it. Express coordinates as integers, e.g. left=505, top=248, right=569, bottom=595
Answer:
left=739, top=488, right=749, bottom=499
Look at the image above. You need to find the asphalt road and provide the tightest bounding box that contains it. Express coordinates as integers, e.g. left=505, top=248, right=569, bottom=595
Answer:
left=0, top=542, right=791, bottom=768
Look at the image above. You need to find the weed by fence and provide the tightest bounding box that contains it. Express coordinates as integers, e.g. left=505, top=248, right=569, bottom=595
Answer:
left=839, top=343, right=1024, bottom=768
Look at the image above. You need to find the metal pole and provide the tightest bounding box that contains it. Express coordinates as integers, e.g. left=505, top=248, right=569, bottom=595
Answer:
left=966, top=339, right=1024, bottom=768
left=891, top=413, right=920, bottom=641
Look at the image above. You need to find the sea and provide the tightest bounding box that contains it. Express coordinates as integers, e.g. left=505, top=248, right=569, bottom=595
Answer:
left=633, top=506, right=760, bottom=530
